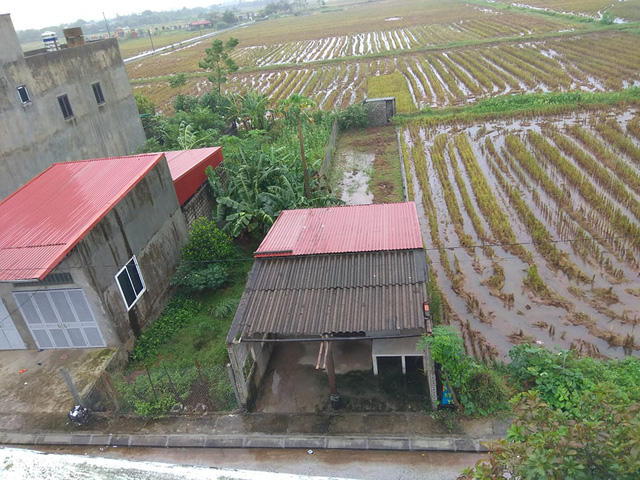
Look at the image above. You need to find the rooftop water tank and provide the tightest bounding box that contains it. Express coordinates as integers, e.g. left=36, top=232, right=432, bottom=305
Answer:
left=41, top=31, right=59, bottom=52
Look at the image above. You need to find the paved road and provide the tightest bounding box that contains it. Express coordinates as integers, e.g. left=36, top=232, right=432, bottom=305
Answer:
left=23, top=445, right=483, bottom=480
left=123, top=23, right=250, bottom=64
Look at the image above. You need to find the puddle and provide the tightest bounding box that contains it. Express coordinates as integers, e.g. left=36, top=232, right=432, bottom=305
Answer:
left=337, top=151, right=375, bottom=205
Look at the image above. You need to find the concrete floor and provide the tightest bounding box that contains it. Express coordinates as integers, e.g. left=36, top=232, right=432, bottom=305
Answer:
left=0, top=347, right=116, bottom=428
left=254, top=342, right=430, bottom=414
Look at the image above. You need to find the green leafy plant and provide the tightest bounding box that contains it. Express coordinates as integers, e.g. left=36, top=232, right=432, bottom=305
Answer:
left=131, top=296, right=201, bottom=364
left=171, top=263, right=229, bottom=293
left=419, top=326, right=509, bottom=416
left=168, top=73, right=187, bottom=88
left=181, top=218, right=235, bottom=264
left=461, top=390, right=640, bottom=479
left=171, top=219, right=235, bottom=293
left=336, top=103, right=370, bottom=131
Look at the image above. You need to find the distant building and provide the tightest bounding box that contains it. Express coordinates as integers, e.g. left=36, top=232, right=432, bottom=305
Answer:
left=189, top=20, right=212, bottom=31
left=0, top=14, right=146, bottom=200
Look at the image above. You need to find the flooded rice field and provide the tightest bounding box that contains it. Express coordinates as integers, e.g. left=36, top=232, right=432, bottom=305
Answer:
left=401, top=108, right=640, bottom=360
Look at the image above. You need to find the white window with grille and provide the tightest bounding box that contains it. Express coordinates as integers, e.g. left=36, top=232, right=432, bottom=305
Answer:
left=13, top=289, right=106, bottom=349
left=115, top=256, right=146, bottom=310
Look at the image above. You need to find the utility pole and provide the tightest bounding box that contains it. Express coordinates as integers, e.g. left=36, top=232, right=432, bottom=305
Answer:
left=148, top=30, right=155, bottom=53
left=103, top=12, right=111, bottom=38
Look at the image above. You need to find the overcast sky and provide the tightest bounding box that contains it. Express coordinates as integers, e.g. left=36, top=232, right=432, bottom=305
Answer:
left=5, top=1, right=226, bottom=31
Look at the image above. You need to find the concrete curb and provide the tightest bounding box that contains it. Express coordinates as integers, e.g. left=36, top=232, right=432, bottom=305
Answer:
left=0, top=432, right=495, bottom=452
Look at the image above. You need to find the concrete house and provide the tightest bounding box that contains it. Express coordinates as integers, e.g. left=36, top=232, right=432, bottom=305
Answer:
left=226, top=202, right=438, bottom=410
left=0, top=148, right=222, bottom=352
left=0, top=14, right=146, bottom=200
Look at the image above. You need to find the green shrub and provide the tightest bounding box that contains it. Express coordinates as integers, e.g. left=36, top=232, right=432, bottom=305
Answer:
left=508, top=345, right=592, bottom=415
left=463, top=390, right=640, bottom=479
left=131, top=296, right=201, bottom=364
left=168, top=73, right=187, bottom=88
left=181, top=218, right=235, bottom=264
left=460, top=369, right=511, bottom=416
left=171, top=219, right=235, bottom=292
left=508, top=344, right=640, bottom=415
left=171, top=263, right=229, bottom=293
left=419, top=326, right=510, bottom=415
left=336, top=104, right=370, bottom=131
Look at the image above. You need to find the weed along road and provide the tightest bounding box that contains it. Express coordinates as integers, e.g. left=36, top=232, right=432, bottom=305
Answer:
left=17, top=445, right=484, bottom=480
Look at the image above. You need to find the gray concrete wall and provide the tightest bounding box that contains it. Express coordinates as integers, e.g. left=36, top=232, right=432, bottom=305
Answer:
left=74, top=158, right=188, bottom=345
left=0, top=15, right=146, bottom=200
left=228, top=340, right=273, bottom=409
left=0, top=159, right=188, bottom=350
left=0, top=15, right=23, bottom=64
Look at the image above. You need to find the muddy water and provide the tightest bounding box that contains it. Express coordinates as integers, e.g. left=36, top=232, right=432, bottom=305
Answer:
left=402, top=110, right=640, bottom=358
left=337, top=151, right=375, bottom=205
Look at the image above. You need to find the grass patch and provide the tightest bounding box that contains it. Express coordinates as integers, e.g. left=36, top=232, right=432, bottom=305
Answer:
left=367, top=72, right=416, bottom=114
left=397, top=87, right=640, bottom=126
left=114, top=238, right=258, bottom=416
left=118, top=29, right=208, bottom=59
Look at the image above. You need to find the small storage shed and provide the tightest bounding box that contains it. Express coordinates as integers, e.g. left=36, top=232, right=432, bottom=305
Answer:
left=227, top=202, right=438, bottom=409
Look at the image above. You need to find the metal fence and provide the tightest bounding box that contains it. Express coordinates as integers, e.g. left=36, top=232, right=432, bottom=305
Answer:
left=92, top=362, right=238, bottom=417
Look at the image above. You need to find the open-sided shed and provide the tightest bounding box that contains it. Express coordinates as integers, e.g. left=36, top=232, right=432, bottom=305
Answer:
left=227, top=202, right=437, bottom=410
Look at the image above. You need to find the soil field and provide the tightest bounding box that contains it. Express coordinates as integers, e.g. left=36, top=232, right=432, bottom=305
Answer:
left=499, top=0, right=640, bottom=22
left=331, top=126, right=404, bottom=204
left=129, top=0, right=631, bottom=113
left=132, top=30, right=640, bottom=114
left=401, top=108, right=640, bottom=360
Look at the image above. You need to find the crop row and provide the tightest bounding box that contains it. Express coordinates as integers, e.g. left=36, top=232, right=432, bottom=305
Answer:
left=410, top=130, right=497, bottom=325
left=505, top=133, right=633, bottom=268
left=402, top=113, right=640, bottom=357
left=231, top=13, right=567, bottom=68
left=486, top=137, right=589, bottom=283
left=130, top=30, right=640, bottom=113
left=235, top=33, right=640, bottom=110
left=528, top=130, right=640, bottom=254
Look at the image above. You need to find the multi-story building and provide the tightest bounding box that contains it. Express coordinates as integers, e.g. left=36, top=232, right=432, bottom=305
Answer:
left=0, top=14, right=146, bottom=199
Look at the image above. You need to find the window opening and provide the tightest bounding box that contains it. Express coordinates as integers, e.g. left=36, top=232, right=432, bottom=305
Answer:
left=17, top=85, right=31, bottom=104
left=92, top=82, right=105, bottom=105
left=58, top=94, right=74, bottom=119
left=116, top=256, right=146, bottom=310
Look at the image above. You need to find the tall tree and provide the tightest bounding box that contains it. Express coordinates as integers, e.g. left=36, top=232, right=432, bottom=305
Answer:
left=199, top=37, right=239, bottom=95
left=277, top=94, right=316, bottom=199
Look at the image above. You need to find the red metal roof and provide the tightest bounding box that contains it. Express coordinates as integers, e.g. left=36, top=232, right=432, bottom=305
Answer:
left=164, top=147, right=223, bottom=205
left=255, top=202, right=423, bottom=257
left=0, top=154, right=163, bottom=282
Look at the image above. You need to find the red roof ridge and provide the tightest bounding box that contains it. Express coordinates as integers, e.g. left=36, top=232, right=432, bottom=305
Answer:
left=255, top=202, right=423, bottom=257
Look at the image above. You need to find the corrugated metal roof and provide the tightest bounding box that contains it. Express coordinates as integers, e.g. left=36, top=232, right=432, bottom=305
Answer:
left=227, top=250, right=428, bottom=340
left=164, top=147, right=223, bottom=205
left=248, top=250, right=427, bottom=291
left=0, top=154, right=163, bottom=282
left=255, top=202, right=423, bottom=257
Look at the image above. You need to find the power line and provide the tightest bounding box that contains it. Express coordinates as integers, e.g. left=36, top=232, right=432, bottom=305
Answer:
left=0, top=234, right=634, bottom=273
